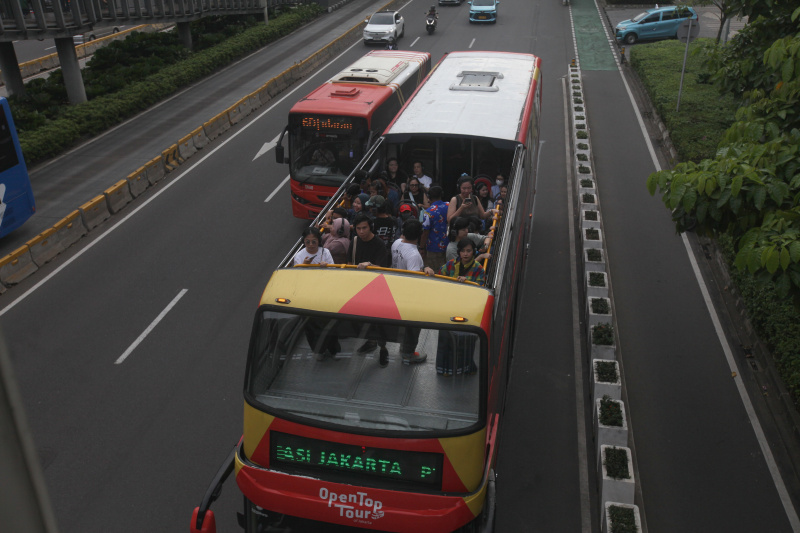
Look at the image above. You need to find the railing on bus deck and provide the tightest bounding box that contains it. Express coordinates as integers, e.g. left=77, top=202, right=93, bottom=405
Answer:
left=481, top=205, right=503, bottom=271
left=290, top=263, right=481, bottom=287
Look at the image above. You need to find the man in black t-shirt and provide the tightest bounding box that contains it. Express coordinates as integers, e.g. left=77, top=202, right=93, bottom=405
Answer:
left=366, top=195, right=398, bottom=249
left=349, top=213, right=390, bottom=268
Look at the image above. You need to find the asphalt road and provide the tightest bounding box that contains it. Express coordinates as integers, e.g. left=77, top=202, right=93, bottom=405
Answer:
left=0, top=0, right=798, bottom=532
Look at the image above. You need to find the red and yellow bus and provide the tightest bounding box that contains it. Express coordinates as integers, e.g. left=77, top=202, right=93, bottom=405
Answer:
left=275, top=50, right=431, bottom=219
left=192, top=51, right=542, bottom=533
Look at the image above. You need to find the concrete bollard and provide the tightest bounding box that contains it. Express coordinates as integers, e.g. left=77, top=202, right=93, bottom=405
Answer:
left=79, top=195, right=112, bottom=231
left=52, top=210, right=87, bottom=250
left=144, top=155, right=166, bottom=185
left=127, top=167, right=149, bottom=197
left=190, top=126, right=208, bottom=150
left=26, top=228, right=63, bottom=267
left=177, top=132, right=197, bottom=161
left=104, top=179, right=133, bottom=214
left=0, top=246, right=38, bottom=286
left=162, top=144, right=183, bottom=173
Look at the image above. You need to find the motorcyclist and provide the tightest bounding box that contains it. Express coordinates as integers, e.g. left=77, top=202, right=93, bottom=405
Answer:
left=426, top=5, right=439, bottom=18
left=385, top=36, right=398, bottom=50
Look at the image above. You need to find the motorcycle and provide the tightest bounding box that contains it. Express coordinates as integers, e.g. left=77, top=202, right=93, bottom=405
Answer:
left=426, top=14, right=437, bottom=34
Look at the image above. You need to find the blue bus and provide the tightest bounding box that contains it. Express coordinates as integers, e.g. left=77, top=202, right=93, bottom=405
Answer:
left=0, top=97, right=35, bottom=238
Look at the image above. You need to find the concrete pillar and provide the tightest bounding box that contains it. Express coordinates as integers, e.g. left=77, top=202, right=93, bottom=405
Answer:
left=177, top=21, right=192, bottom=50
left=55, top=37, right=87, bottom=104
left=0, top=42, right=26, bottom=98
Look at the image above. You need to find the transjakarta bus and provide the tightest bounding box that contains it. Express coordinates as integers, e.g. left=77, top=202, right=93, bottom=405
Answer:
left=0, top=97, right=35, bottom=238
left=192, top=51, right=542, bottom=533
left=275, top=50, right=431, bottom=219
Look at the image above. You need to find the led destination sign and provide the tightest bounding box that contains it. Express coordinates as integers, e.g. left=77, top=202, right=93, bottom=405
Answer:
left=271, top=432, right=443, bottom=487
left=300, top=115, right=356, bottom=132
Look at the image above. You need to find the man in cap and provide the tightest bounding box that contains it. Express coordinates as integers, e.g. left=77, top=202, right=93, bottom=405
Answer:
left=367, top=195, right=399, bottom=249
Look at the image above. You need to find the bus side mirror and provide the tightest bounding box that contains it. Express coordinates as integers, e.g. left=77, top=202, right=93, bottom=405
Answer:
left=275, top=145, right=286, bottom=164
left=191, top=507, right=217, bottom=533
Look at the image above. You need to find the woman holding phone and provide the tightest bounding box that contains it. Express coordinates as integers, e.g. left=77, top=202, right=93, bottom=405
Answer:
left=447, top=174, right=497, bottom=224
left=292, top=227, right=333, bottom=266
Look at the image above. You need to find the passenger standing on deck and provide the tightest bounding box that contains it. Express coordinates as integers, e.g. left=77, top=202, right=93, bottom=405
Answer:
left=322, top=217, right=351, bottom=264
left=367, top=195, right=399, bottom=249
left=420, top=186, right=449, bottom=272
left=349, top=213, right=390, bottom=268
left=391, top=219, right=428, bottom=365
left=447, top=174, right=497, bottom=225
left=411, top=161, right=433, bottom=190
left=293, top=228, right=333, bottom=266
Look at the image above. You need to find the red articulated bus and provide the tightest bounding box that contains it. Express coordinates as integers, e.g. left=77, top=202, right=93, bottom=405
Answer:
left=275, top=50, right=431, bottom=219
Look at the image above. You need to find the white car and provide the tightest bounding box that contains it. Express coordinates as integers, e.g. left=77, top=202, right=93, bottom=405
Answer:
left=363, top=11, right=405, bottom=45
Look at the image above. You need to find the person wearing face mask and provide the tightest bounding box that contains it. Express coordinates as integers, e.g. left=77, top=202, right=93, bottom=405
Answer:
left=491, top=173, right=505, bottom=202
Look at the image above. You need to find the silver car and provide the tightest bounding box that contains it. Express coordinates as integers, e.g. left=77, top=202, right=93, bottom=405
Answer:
left=363, top=11, right=405, bottom=44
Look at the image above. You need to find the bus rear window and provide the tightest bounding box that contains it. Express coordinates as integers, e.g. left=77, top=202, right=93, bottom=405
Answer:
left=246, top=310, right=482, bottom=434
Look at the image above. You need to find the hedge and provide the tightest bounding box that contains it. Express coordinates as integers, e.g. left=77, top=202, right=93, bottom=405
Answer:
left=15, top=6, right=322, bottom=166
left=629, top=39, right=737, bottom=162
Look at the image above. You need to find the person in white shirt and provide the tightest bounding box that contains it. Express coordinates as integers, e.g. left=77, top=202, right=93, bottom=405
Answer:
left=293, top=227, right=334, bottom=266
left=390, top=219, right=427, bottom=365
left=412, top=161, right=433, bottom=190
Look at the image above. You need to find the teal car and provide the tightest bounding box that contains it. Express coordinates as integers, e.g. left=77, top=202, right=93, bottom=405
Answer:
left=615, top=6, right=698, bottom=44
left=468, top=0, right=498, bottom=23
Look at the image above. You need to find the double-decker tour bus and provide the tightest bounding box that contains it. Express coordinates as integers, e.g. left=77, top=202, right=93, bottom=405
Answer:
left=192, top=51, right=542, bottom=533
left=0, top=97, right=35, bottom=238
left=275, top=50, right=431, bottom=219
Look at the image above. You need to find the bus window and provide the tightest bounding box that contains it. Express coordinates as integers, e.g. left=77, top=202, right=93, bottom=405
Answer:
left=289, top=116, right=368, bottom=188
left=246, top=310, right=482, bottom=434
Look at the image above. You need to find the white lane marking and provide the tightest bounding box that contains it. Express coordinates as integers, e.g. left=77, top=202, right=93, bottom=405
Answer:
left=115, top=289, right=188, bottom=364
left=597, top=3, right=800, bottom=528
left=265, top=175, right=291, bottom=203
left=469, top=38, right=476, bottom=49
left=410, top=37, right=420, bottom=48
left=0, top=38, right=365, bottom=319
left=253, top=131, right=283, bottom=162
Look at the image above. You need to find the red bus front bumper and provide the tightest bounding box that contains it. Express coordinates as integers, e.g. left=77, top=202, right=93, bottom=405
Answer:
left=235, top=451, right=484, bottom=532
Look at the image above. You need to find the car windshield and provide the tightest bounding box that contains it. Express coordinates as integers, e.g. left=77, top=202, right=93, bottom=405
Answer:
left=472, top=0, right=494, bottom=5
left=369, top=13, right=395, bottom=25
left=632, top=11, right=650, bottom=22
left=246, top=309, right=483, bottom=434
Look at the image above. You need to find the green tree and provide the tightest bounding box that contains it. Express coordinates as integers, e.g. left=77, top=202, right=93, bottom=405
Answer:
left=647, top=6, right=800, bottom=304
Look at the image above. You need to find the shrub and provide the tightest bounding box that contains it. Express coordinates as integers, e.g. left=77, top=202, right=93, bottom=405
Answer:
left=574, top=106, right=584, bottom=112
left=577, top=142, right=588, bottom=150
left=576, top=130, right=588, bottom=139
left=595, top=360, right=618, bottom=382
left=577, top=153, right=588, bottom=161
left=629, top=39, right=737, bottom=162
left=591, top=297, right=610, bottom=315
left=587, top=248, right=602, bottom=261
left=589, top=272, right=606, bottom=287
left=603, top=447, right=630, bottom=480
left=584, top=210, right=598, bottom=221
left=608, top=505, right=636, bottom=532
left=599, top=395, right=623, bottom=426
left=585, top=228, right=600, bottom=240
left=580, top=178, right=593, bottom=188
left=578, top=164, right=591, bottom=173
left=593, top=322, right=615, bottom=345
left=582, top=193, right=595, bottom=203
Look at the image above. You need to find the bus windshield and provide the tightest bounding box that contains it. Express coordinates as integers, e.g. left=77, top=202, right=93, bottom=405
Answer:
left=288, top=115, right=368, bottom=187
left=246, top=309, right=482, bottom=434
